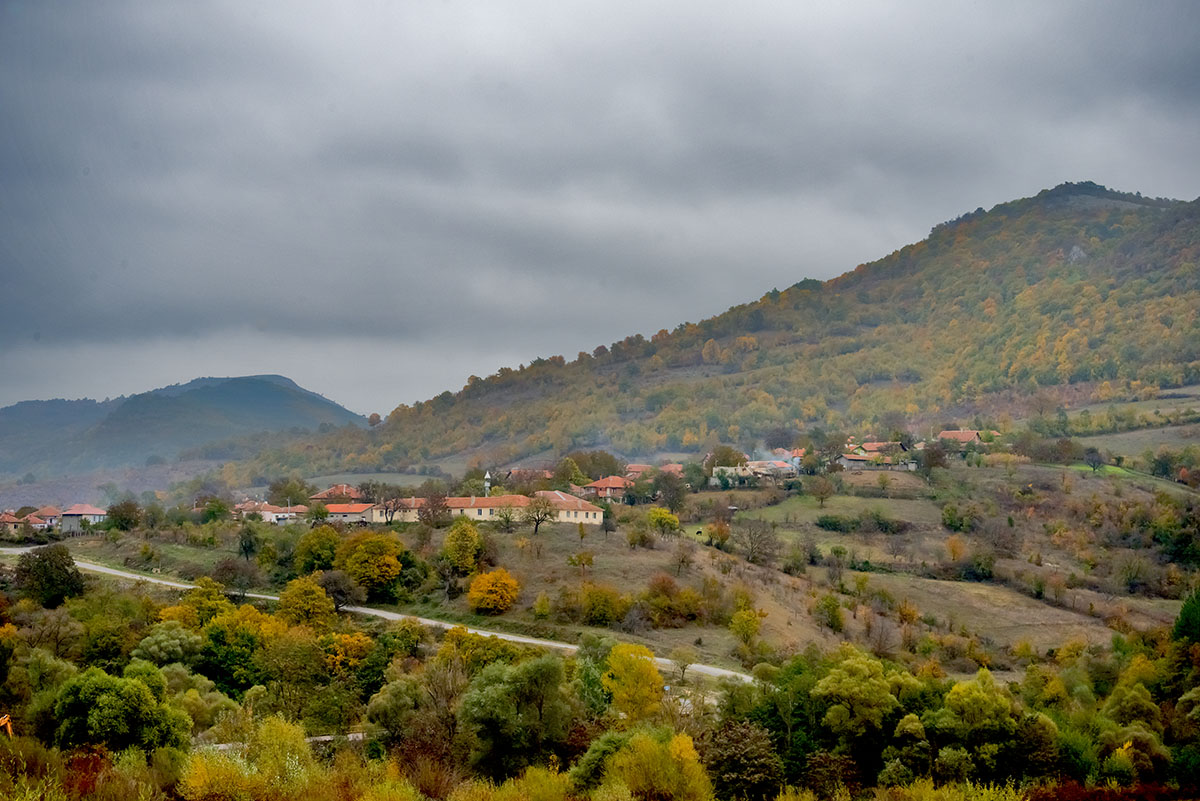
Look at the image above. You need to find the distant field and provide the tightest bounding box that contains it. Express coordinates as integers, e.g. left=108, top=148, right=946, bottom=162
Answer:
left=862, top=571, right=1119, bottom=652
left=1077, top=424, right=1200, bottom=456
left=1072, top=384, right=1200, bottom=418
left=741, top=494, right=944, bottom=528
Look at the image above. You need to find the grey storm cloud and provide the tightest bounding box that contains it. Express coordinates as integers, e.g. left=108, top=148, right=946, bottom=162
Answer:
left=1, top=0, right=1199, bottom=414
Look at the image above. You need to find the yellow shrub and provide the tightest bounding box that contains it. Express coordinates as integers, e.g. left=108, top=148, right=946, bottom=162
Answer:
left=467, top=568, right=521, bottom=615
left=604, top=732, right=712, bottom=801
left=179, top=750, right=268, bottom=801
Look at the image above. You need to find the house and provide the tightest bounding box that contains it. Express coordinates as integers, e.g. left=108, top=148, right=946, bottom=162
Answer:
left=235, top=501, right=308, bottom=524
left=659, top=463, right=685, bottom=478
left=310, top=484, right=365, bottom=503
left=535, top=490, right=604, bottom=524
left=22, top=514, right=48, bottom=531
left=33, top=505, right=61, bottom=528
left=584, top=475, right=633, bottom=500
left=445, top=494, right=531, bottom=523
left=324, top=503, right=376, bottom=524
left=837, top=453, right=917, bottom=472
left=0, top=513, right=21, bottom=534
left=624, top=464, right=653, bottom=481
left=711, top=464, right=753, bottom=483
left=747, top=460, right=798, bottom=479
left=273, top=505, right=308, bottom=523
left=857, top=441, right=907, bottom=455
left=61, top=504, right=108, bottom=533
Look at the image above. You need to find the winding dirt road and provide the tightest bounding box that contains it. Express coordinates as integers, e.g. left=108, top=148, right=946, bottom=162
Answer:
left=0, top=546, right=751, bottom=682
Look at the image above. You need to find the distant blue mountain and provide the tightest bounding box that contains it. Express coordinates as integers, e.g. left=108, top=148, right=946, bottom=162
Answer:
left=0, top=375, right=365, bottom=477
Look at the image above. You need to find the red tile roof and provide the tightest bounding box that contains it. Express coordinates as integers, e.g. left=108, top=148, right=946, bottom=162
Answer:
left=447, top=495, right=531, bottom=509
left=310, top=484, right=365, bottom=501
left=938, top=430, right=983, bottom=443
left=325, top=503, right=376, bottom=514
left=23, top=515, right=45, bottom=525
left=536, top=490, right=603, bottom=513
left=63, top=504, right=107, bottom=516
left=587, top=476, right=633, bottom=490
left=0, top=513, right=21, bottom=524
left=34, top=505, right=62, bottom=518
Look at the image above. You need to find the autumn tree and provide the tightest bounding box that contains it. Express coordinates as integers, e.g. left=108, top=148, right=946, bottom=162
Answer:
left=812, top=646, right=912, bottom=751
left=603, top=643, right=664, bottom=724
left=648, top=507, right=680, bottom=539
left=295, top=525, right=340, bottom=573
left=333, top=531, right=411, bottom=601
left=606, top=731, right=713, bottom=801
left=277, top=575, right=337, bottom=629
left=467, top=568, right=521, bottom=614
left=443, top=517, right=482, bottom=575
left=808, top=476, right=835, bottom=508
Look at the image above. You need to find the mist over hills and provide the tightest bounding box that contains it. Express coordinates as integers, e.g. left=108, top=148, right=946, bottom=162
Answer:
left=0, top=375, right=365, bottom=478
left=230, top=182, right=1199, bottom=481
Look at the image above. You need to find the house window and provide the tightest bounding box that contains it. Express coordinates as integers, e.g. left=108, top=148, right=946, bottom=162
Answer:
left=477, top=509, right=482, bottom=516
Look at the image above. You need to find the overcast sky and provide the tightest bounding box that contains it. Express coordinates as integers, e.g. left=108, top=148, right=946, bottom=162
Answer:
left=2, top=1, right=1198, bottom=416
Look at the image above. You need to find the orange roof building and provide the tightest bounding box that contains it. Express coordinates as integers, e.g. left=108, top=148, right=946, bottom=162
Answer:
left=310, top=484, right=365, bottom=502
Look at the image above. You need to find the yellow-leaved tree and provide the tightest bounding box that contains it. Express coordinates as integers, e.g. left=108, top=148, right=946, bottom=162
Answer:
left=443, top=517, right=482, bottom=574
left=603, top=731, right=713, bottom=801
left=602, top=643, right=664, bottom=724
left=467, top=568, right=521, bottom=615
left=277, top=575, right=336, bottom=629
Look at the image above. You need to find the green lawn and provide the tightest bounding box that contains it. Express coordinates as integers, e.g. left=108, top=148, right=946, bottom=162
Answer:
left=739, top=494, right=944, bottom=528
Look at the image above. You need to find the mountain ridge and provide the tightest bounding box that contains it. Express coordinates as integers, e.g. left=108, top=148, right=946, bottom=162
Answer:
left=228, top=181, right=1199, bottom=480
left=0, top=375, right=366, bottom=478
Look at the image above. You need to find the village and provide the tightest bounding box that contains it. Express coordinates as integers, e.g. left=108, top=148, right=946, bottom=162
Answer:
left=0, top=429, right=996, bottom=534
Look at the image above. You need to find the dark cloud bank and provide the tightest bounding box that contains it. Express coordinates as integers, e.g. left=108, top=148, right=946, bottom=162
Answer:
left=2, top=1, right=1198, bottom=414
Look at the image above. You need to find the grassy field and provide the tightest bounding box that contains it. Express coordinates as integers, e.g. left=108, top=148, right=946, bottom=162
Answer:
left=861, top=570, right=1118, bottom=652
left=740, top=494, right=944, bottom=527
left=1077, top=423, right=1200, bottom=456
left=1072, top=383, right=1200, bottom=418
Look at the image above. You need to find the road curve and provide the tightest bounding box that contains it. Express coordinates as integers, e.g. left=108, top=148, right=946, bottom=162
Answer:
left=0, top=546, right=751, bottom=683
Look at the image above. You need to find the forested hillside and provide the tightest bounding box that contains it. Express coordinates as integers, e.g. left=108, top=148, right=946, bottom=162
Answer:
left=242, top=183, right=1200, bottom=479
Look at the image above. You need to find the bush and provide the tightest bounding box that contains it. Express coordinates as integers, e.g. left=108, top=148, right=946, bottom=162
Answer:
left=816, top=515, right=857, bottom=533
left=468, top=569, right=521, bottom=615
left=813, top=594, right=844, bottom=632
left=581, top=583, right=631, bottom=626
